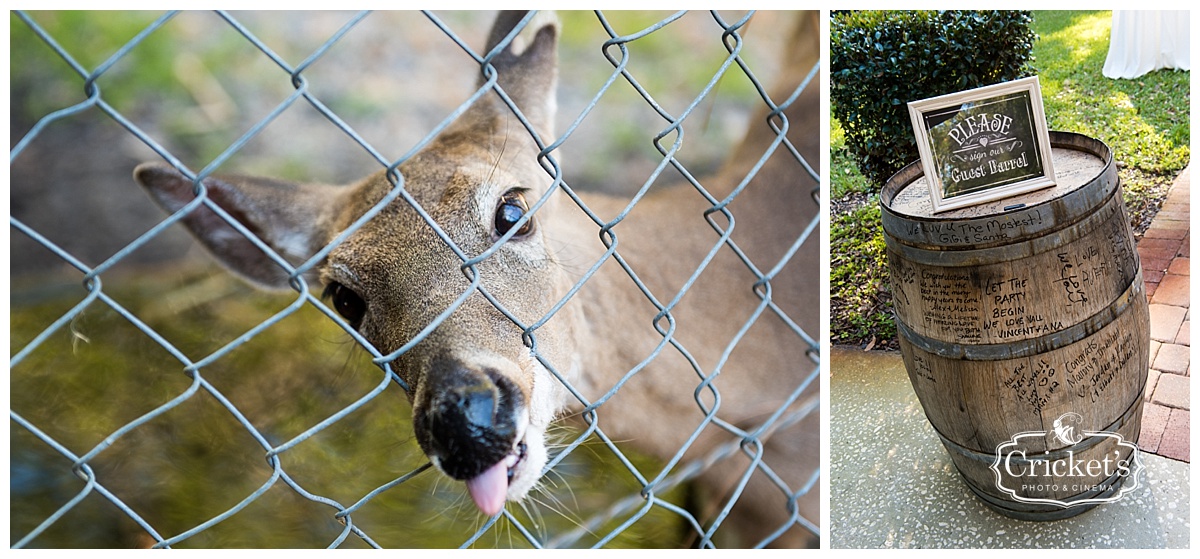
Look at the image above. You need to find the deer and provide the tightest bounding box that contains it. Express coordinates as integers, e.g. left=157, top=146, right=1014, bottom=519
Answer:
left=132, top=10, right=820, bottom=548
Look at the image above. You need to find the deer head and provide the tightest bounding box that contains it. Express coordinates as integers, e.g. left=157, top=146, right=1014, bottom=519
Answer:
left=135, top=11, right=576, bottom=516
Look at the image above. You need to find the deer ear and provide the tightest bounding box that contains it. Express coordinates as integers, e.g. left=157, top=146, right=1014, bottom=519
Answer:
left=479, top=10, right=559, bottom=140
left=133, top=163, right=336, bottom=290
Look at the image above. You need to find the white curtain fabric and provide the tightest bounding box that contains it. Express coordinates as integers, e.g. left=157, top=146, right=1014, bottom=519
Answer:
left=1102, top=11, right=1190, bottom=79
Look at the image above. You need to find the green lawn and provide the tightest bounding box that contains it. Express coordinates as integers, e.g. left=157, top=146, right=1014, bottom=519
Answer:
left=830, top=10, right=1190, bottom=348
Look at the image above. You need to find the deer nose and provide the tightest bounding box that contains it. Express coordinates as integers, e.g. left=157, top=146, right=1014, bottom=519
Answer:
left=417, top=358, right=520, bottom=480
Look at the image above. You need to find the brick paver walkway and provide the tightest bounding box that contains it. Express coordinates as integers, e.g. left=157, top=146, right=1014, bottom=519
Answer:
left=1137, top=166, right=1191, bottom=462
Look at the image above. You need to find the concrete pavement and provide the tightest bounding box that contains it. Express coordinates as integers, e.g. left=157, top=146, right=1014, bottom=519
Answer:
left=829, top=347, right=1190, bottom=548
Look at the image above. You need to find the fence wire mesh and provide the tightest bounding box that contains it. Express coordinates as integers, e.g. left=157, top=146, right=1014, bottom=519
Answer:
left=9, top=10, right=822, bottom=549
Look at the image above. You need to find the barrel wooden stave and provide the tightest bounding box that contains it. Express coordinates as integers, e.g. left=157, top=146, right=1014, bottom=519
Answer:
left=883, top=132, right=1150, bottom=520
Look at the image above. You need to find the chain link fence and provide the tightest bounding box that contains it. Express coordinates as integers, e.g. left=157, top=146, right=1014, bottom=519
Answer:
left=9, top=10, right=821, bottom=548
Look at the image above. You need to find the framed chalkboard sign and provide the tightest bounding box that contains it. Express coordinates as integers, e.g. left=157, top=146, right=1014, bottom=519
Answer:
left=908, top=76, right=1057, bottom=213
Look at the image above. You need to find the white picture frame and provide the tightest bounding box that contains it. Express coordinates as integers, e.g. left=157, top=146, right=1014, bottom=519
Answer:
left=907, top=76, right=1057, bottom=213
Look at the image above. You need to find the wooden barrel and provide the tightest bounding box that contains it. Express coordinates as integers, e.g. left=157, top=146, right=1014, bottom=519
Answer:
left=881, top=132, right=1149, bottom=520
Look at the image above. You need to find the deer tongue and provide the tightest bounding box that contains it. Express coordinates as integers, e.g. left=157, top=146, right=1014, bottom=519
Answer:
left=465, top=460, right=508, bottom=516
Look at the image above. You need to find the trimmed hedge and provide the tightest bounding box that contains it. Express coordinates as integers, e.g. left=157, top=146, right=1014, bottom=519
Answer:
left=831, top=11, right=1038, bottom=186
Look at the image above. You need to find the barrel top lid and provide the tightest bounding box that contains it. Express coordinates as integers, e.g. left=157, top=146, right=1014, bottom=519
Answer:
left=889, top=146, right=1107, bottom=219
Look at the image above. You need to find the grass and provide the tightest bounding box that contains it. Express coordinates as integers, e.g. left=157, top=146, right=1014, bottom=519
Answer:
left=830, top=10, right=1190, bottom=348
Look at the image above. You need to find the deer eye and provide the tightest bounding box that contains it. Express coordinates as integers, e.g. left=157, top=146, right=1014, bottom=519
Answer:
left=494, top=190, right=533, bottom=238
left=322, top=282, right=366, bottom=329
